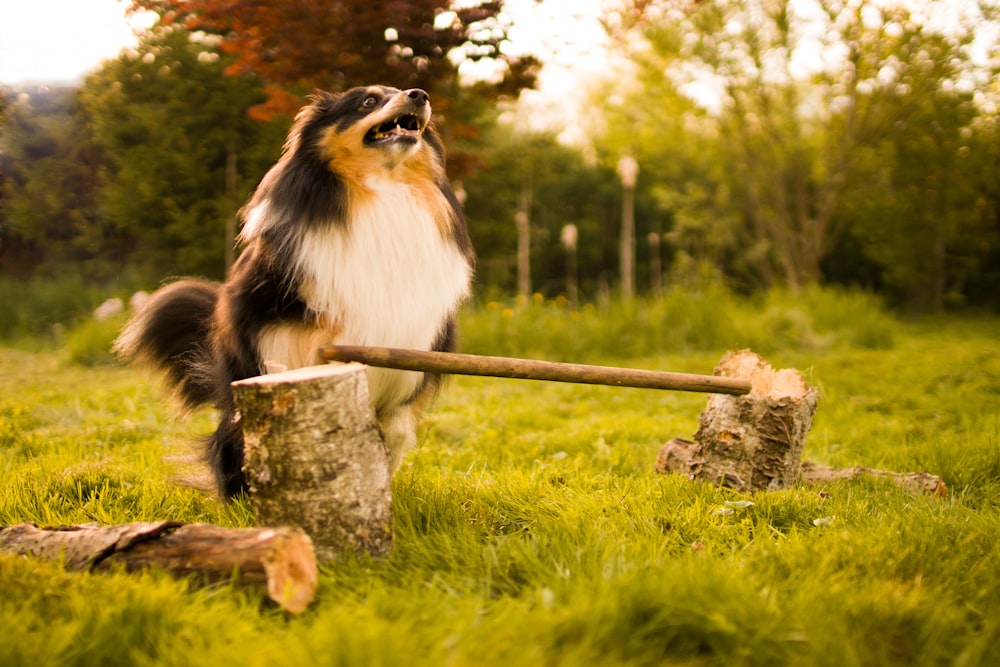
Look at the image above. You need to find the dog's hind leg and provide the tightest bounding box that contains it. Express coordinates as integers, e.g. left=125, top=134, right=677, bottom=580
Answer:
left=379, top=405, right=419, bottom=472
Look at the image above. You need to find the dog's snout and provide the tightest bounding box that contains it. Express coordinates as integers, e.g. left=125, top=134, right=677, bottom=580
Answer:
left=406, top=89, right=429, bottom=106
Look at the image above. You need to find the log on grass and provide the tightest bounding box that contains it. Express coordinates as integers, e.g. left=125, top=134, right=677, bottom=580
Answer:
left=656, top=349, right=819, bottom=492
left=0, top=521, right=317, bottom=613
left=798, top=461, right=947, bottom=496
left=231, top=363, right=393, bottom=562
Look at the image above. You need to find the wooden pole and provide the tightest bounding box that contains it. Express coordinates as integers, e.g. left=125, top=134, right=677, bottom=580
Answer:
left=0, top=522, right=318, bottom=613
left=231, top=364, right=393, bottom=562
left=318, top=345, right=751, bottom=396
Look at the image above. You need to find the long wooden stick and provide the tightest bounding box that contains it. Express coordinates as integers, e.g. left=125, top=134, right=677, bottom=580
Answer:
left=318, top=345, right=751, bottom=396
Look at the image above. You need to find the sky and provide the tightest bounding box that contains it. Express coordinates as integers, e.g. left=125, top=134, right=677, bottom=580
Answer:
left=0, top=0, right=608, bottom=89
left=0, top=0, right=156, bottom=85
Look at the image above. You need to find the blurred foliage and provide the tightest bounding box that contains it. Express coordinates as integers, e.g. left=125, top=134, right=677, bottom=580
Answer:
left=128, top=0, right=540, bottom=177
left=0, top=88, right=104, bottom=277
left=597, top=0, right=1000, bottom=310
left=1, top=0, right=999, bottom=313
left=80, top=28, right=287, bottom=280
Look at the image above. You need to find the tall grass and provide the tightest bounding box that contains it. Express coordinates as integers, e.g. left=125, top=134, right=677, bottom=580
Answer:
left=459, top=284, right=896, bottom=361
left=9, top=276, right=898, bottom=367
left=0, top=275, right=142, bottom=352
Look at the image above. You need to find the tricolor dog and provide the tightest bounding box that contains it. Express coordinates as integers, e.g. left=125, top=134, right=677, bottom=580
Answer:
left=116, top=86, right=475, bottom=498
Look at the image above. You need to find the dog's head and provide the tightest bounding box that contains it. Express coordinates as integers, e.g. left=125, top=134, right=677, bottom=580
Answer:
left=240, top=85, right=465, bottom=242
left=291, top=86, right=444, bottom=178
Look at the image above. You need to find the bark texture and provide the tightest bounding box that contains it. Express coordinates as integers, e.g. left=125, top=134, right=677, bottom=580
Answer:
left=657, top=349, right=818, bottom=491
left=231, top=363, right=393, bottom=562
left=0, top=521, right=317, bottom=613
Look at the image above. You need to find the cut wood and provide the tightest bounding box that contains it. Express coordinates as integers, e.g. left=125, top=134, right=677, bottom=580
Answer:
left=231, top=363, right=393, bottom=562
left=319, top=345, right=752, bottom=396
left=656, top=349, right=819, bottom=491
left=0, top=521, right=317, bottom=613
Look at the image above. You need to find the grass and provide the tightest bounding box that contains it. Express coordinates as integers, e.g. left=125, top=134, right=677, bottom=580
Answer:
left=2, top=289, right=999, bottom=666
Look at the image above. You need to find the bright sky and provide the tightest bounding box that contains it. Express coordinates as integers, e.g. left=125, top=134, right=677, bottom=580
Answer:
left=0, top=0, right=608, bottom=88
left=0, top=0, right=156, bottom=85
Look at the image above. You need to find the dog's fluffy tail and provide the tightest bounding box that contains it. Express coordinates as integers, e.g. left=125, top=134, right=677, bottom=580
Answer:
left=114, top=279, right=220, bottom=410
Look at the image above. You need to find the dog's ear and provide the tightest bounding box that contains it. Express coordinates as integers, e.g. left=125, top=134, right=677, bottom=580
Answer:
left=289, top=91, right=338, bottom=139
left=307, top=89, right=338, bottom=109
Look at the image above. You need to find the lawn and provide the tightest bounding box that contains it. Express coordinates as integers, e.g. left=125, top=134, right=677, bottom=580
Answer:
left=1, top=294, right=998, bottom=666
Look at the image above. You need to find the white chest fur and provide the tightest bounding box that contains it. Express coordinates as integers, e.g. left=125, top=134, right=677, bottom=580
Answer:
left=256, top=177, right=471, bottom=409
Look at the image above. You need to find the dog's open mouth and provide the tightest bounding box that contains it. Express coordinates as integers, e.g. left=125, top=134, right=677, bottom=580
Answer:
left=365, top=113, right=424, bottom=145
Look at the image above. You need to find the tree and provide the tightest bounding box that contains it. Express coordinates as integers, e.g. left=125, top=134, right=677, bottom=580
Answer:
left=461, top=128, right=631, bottom=299
left=600, top=0, right=999, bottom=304
left=128, top=0, right=540, bottom=175
left=1, top=88, right=105, bottom=279
left=835, top=22, right=990, bottom=310
left=0, top=89, right=8, bottom=261
left=80, top=28, right=285, bottom=280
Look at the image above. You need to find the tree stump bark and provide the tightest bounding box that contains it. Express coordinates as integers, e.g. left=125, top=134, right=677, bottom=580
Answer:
left=656, top=349, right=819, bottom=491
left=231, top=363, right=393, bottom=562
left=0, top=522, right=317, bottom=613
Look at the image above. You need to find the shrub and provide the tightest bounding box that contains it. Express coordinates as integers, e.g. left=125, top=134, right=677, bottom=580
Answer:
left=63, top=314, right=127, bottom=366
left=458, top=285, right=897, bottom=362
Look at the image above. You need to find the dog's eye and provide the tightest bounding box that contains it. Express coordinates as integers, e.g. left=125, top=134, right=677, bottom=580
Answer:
left=361, top=95, right=379, bottom=109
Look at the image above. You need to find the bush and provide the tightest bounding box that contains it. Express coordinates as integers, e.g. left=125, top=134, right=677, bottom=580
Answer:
left=457, top=285, right=897, bottom=362
left=0, top=275, right=144, bottom=346
left=63, top=314, right=127, bottom=366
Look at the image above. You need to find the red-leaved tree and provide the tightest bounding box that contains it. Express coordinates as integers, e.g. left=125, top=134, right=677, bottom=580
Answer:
left=129, top=1, right=539, bottom=147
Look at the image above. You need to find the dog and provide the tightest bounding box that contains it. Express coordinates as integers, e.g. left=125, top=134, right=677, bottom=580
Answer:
left=115, top=85, right=475, bottom=499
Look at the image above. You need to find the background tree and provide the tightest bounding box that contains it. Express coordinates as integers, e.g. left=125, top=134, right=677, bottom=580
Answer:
left=1, top=88, right=104, bottom=279
left=80, top=28, right=285, bottom=281
left=128, top=0, right=540, bottom=175
left=597, top=0, right=999, bottom=308
left=461, top=127, right=649, bottom=299
left=0, top=90, right=8, bottom=262
left=835, top=21, right=991, bottom=310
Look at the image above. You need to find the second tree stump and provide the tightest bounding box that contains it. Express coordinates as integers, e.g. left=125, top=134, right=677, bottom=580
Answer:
left=657, top=349, right=819, bottom=491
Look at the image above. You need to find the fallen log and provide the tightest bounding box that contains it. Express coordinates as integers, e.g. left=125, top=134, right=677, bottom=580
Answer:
left=798, top=461, right=947, bottom=496
left=0, top=521, right=318, bottom=613
left=231, top=363, right=393, bottom=562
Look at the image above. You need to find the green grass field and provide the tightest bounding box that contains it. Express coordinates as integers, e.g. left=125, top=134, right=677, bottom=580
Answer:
left=2, top=291, right=999, bottom=666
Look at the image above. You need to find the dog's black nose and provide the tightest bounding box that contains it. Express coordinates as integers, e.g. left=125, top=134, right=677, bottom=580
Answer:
left=406, top=89, right=429, bottom=106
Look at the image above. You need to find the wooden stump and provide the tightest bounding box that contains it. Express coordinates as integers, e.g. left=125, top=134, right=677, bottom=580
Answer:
left=0, top=522, right=317, bottom=613
left=656, top=349, right=946, bottom=496
left=657, top=349, right=819, bottom=492
left=231, top=364, right=393, bottom=562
